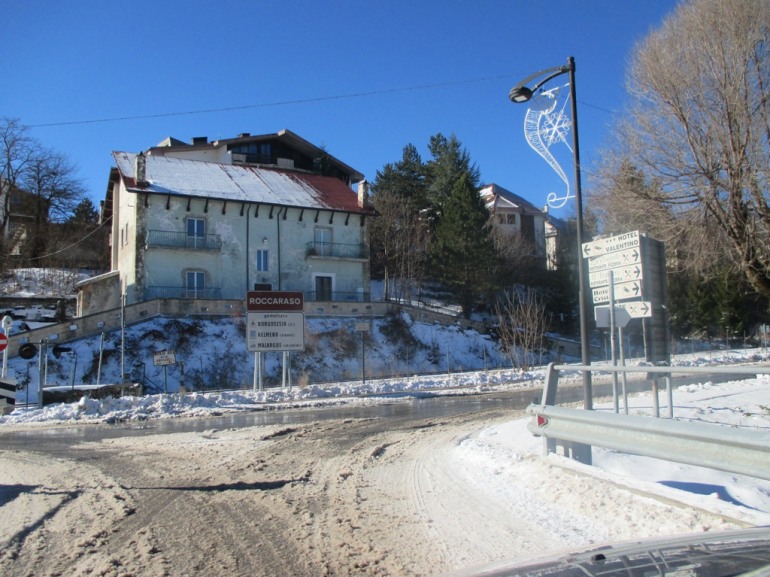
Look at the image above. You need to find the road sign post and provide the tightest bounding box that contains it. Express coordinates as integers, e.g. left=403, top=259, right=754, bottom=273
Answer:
left=153, top=350, right=176, bottom=393
left=1, top=315, right=10, bottom=379
left=246, top=291, right=306, bottom=389
left=585, top=230, right=670, bottom=371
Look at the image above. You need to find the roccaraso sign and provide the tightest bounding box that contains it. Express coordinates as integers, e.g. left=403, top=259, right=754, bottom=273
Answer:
left=246, top=291, right=304, bottom=311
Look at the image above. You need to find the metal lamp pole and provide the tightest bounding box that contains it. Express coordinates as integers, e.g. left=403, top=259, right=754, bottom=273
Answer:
left=510, top=56, right=593, bottom=409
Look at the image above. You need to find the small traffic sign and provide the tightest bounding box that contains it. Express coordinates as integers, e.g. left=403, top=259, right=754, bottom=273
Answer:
left=594, top=301, right=652, bottom=320
left=592, top=280, right=642, bottom=304
left=589, top=264, right=643, bottom=288
left=153, top=350, right=176, bottom=366
left=0, top=333, right=8, bottom=352
left=247, top=312, right=305, bottom=351
left=621, top=301, right=652, bottom=318
left=586, top=247, right=641, bottom=272
left=595, top=306, right=632, bottom=328
left=582, top=230, right=640, bottom=258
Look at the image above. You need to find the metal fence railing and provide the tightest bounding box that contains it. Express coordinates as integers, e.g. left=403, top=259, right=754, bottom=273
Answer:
left=528, top=362, right=770, bottom=476
left=145, top=230, right=222, bottom=250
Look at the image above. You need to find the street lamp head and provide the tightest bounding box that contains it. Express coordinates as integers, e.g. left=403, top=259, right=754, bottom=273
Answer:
left=509, top=85, right=534, bottom=104
left=509, top=60, right=573, bottom=106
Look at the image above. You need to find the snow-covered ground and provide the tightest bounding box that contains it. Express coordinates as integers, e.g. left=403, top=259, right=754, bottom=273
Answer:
left=3, top=347, right=770, bottom=544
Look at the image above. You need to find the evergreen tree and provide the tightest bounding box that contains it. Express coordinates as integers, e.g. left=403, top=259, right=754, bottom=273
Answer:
left=371, top=144, right=427, bottom=212
left=425, top=134, right=480, bottom=222
left=369, top=145, right=430, bottom=299
left=67, top=198, right=99, bottom=225
left=430, top=173, right=497, bottom=318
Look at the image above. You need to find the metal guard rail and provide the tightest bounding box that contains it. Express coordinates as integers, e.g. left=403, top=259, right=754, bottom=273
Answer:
left=528, top=362, right=770, bottom=480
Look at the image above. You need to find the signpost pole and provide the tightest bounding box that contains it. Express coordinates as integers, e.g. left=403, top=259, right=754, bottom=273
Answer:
left=619, top=324, right=628, bottom=414
left=608, top=271, right=619, bottom=413
left=282, top=351, right=288, bottom=389
left=252, top=352, right=258, bottom=392
left=38, top=342, right=46, bottom=409
left=1, top=315, right=11, bottom=378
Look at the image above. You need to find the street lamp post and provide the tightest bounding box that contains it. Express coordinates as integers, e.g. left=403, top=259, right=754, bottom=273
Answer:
left=510, top=56, right=593, bottom=410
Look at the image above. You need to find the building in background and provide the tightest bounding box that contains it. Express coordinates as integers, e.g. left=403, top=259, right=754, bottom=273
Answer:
left=78, top=130, right=377, bottom=315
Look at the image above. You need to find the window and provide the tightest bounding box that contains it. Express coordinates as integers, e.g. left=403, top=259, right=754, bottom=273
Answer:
left=315, top=275, right=333, bottom=301
left=186, top=271, right=205, bottom=298
left=187, top=218, right=205, bottom=248
left=314, top=227, right=332, bottom=256
left=231, top=142, right=272, bottom=163
left=256, top=249, right=269, bottom=272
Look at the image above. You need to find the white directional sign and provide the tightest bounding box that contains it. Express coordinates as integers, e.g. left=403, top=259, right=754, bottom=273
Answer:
left=247, top=312, right=305, bottom=351
left=620, top=301, right=652, bottom=318
left=595, top=301, right=653, bottom=323
left=592, top=280, right=642, bottom=304
left=586, top=247, right=641, bottom=273
left=589, top=264, right=643, bottom=288
left=153, top=350, right=176, bottom=366
left=582, top=230, right=640, bottom=259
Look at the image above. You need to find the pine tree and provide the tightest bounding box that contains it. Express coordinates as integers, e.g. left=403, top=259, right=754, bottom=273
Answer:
left=68, top=198, right=99, bottom=225
left=371, top=144, right=427, bottom=212
left=430, top=173, right=497, bottom=318
left=425, top=134, right=480, bottom=222
left=369, top=144, right=430, bottom=300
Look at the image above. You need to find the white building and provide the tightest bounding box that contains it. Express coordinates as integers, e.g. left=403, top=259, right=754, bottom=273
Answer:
left=78, top=130, right=376, bottom=315
left=480, top=183, right=559, bottom=269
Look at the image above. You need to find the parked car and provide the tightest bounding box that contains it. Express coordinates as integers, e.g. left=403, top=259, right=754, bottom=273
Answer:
left=444, top=527, right=770, bottom=577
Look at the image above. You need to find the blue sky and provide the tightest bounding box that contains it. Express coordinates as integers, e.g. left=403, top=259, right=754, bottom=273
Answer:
left=2, top=1, right=679, bottom=218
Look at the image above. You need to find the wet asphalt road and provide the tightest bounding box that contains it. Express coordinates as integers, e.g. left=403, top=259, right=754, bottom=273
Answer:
left=0, top=370, right=753, bottom=452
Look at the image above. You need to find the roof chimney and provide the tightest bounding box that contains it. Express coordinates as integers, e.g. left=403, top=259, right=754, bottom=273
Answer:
left=238, top=133, right=251, bottom=138
left=191, top=136, right=208, bottom=145
left=357, top=180, right=369, bottom=209
left=135, top=152, right=148, bottom=187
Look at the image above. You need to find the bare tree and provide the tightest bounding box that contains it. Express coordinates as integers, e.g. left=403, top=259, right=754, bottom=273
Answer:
left=369, top=191, right=430, bottom=302
left=494, top=288, right=550, bottom=370
left=0, top=118, right=35, bottom=230
left=0, top=118, right=86, bottom=263
left=601, top=0, right=770, bottom=300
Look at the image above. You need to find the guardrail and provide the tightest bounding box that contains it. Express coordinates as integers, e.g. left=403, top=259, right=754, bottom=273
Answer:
left=528, top=362, right=770, bottom=477
left=527, top=404, right=770, bottom=481
left=539, top=363, right=770, bottom=417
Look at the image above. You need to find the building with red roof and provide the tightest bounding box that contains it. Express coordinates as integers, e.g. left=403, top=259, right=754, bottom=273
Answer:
left=78, top=130, right=377, bottom=315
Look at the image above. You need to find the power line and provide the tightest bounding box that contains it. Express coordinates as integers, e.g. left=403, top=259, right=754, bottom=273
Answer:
left=21, top=217, right=111, bottom=261
left=28, top=74, right=521, bottom=129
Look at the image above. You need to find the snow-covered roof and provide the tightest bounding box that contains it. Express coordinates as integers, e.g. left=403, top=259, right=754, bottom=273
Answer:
left=112, top=152, right=375, bottom=215
left=480, top=183, right=544, bottom=215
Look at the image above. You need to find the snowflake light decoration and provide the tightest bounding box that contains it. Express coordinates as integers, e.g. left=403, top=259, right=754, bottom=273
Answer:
left=522, top=84, right=575, bottom=209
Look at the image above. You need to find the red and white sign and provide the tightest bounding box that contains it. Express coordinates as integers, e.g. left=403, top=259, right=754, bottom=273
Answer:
left=0, top=333, right=8, bottom=352
left=246, top=291, right=304, bottom=311
left=246, top=291, right=306, bottom=351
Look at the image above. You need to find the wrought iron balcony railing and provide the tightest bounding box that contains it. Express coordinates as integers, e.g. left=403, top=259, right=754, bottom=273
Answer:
left=145, top=230, right=222, bottom=250
left=306, top=291, right=370, bottom=303
left=144, top=286, right=223, bottom=300
left=305, top=241, right=368, bottom=259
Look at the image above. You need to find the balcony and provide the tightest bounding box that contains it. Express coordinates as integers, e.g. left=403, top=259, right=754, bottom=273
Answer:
left=306, top=291, right=370, bottom=303
left=305, top=241, right=368, bottom=260
left=145, top=230, right=222, bottom=250
left=144, top=286, right=222, bottom=300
